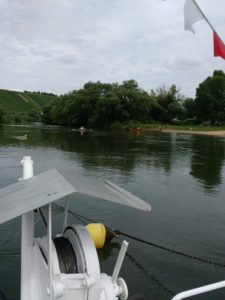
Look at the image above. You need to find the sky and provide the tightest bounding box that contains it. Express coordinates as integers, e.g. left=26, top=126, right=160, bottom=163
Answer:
left=0, top=0, right=225, bottom=98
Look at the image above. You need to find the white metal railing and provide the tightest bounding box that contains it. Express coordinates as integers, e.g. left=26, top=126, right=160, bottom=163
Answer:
left=171, top=280, right=225, bottom=300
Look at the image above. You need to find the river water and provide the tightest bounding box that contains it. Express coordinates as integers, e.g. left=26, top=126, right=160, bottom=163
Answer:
left=1, top=124, right=225, bottom=300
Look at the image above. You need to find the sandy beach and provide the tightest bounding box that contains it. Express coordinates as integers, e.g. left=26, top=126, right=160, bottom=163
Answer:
left=162, top=128, right=225, bottom=137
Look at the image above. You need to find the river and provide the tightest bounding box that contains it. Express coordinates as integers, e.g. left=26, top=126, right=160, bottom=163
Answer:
left=0, top=124, right=225, bottom=300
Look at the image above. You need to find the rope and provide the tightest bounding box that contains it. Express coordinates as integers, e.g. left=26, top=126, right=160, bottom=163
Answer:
left=38, top=208, right=47, bottom=228
left=54, top=204, right=95, bottom=224
left=68, top=210, right=90, bottom=225
left=53, top=204, right=225, bottom=268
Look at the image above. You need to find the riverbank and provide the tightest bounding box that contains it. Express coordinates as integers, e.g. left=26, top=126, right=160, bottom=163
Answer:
left=162, top=128, right=225, bottom=137
left=127, top=124, right=225, bottom=137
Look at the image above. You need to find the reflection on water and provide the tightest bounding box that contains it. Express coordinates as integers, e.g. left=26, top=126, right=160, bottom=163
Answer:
left=190, top=135, right=225, bottom=191
left=1, top=124, right=224, bottom=192
left=1, top=124, right=225, bottom=300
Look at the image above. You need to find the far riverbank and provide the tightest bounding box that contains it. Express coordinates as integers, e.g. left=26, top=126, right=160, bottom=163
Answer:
left=162, top=128, right=225, bottom=137
left=127, top=124, right=225, bottom=137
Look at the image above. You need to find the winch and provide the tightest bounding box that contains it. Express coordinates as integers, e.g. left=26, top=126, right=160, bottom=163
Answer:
left=36, top=223, right=129, bottom=300
left=0, top=156, right=151, bottom=300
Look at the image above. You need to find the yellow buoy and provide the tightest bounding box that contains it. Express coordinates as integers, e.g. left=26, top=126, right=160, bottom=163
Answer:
left=86, top=223, right=106, bottom=249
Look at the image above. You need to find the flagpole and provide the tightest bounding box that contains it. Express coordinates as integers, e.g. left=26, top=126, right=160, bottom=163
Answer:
left=185, top=0, right=225, bottom=58
left=192, top=0, right=217, bottom=34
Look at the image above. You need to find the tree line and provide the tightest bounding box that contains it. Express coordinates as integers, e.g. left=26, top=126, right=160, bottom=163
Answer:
left=0, top=109, right=42, bottom=124
left=1, top=70, right=225, bottom=127
left=42, top=70, right=225, bottom=128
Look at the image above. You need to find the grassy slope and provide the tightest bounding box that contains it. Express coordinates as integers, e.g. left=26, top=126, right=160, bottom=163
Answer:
left=0, top=89, right=56, bottom=113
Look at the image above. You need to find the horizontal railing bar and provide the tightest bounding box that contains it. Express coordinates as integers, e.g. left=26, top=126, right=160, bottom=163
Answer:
left=171, top=280, right=225, bottom=300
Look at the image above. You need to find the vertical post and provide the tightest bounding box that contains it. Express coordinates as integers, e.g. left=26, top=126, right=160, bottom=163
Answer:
left=112, top=240, right=129, bottom=284
left=20, top=156, right=34, bottom=300
left=192, top=0, right=215, bottom=32
left=192, top=0, right=225, bottom=43
left=62, top=197, right=69, bottom=231
left=48, top=203, right=53, bottom=300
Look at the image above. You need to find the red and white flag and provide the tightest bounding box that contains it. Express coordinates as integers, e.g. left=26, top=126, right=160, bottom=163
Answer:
left=213, top=31, right=225, bottom=60
left=184, top=0, right=225, bottom=60
left=184, top=0, right=204, bottom=33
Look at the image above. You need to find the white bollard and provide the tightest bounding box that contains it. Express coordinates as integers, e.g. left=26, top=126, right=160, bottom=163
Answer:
left=20, top=156, right=34, bottom=300
left=21, top=156, right=33, bottom=180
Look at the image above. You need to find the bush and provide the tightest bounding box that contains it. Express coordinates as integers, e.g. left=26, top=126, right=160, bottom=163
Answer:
left=110, top=121, right=123, bottom=131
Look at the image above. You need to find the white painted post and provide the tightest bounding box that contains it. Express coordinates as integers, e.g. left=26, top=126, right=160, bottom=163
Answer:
left=112, top=241, right=129, bottom=284
left=48, top=203, right=53, bottom=300
left=171, top=280, right=225, bottom=300
left=21, top=156, right=33, bottom=179
left=20, top=156, right=34, bottom=300
left=63, top=197, right=69, bottom=231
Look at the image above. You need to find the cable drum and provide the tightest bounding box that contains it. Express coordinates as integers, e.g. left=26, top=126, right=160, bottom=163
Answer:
left=53, top=236, right=78, bottom=274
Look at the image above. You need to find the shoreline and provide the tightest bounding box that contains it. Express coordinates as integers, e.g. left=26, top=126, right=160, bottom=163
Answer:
left=162, top=128, right=225, bottom=137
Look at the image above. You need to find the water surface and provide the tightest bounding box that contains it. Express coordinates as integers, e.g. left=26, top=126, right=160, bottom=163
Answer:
left=1, top=124, right=225, bottom=300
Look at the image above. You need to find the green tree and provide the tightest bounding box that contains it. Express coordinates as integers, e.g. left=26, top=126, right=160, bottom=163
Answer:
left=195, top=70, right=225, bottom=124
left=42, top=105, right=53, bottom=124
left=41, top=80, right=187, bottom=128
left=49, top=97, right=68, bottom=125
left=63, top=81, right=114, bottom=127
left=0, top=106, right=4, bottom=123
left=153, top=85, right=184, bottom=123
left=90, top=92, right=128, bottom=128
left=116, top=80, right=152, bottom=122
left=182, top=98, right=196, bottom=119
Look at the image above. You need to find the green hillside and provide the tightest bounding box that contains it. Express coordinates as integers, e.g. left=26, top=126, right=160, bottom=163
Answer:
left=0, top=89, right=56, bottom=113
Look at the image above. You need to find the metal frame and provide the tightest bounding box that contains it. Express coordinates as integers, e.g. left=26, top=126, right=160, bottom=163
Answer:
left=172, top=280, right=225, bottom=300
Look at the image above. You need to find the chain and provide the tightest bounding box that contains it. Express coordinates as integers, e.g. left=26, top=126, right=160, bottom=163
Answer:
left=116, top=230, right=225, bottom=268
left=54, top=204, right=225, bottom=268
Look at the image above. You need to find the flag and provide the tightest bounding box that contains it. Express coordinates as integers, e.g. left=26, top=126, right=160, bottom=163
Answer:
left=213, top=31, right=225, bottom=60
left=184, top=0, right=204, bottom=34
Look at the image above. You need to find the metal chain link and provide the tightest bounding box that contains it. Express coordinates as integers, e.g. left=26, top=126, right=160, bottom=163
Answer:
left=116, top=230, right=225, bottom=268
left=54, top=204, right=225, bottom=268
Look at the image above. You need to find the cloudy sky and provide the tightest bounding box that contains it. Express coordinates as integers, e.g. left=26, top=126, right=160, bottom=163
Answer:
left=0, top=0, right=225, bottom=97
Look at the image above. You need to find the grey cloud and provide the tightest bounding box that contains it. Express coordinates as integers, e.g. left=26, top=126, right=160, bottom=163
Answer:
left=166, top=56, right=204, bottom=69
left=0, top=0, right=225, bottom=96
left=56, top=54, right=77, bottom=65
